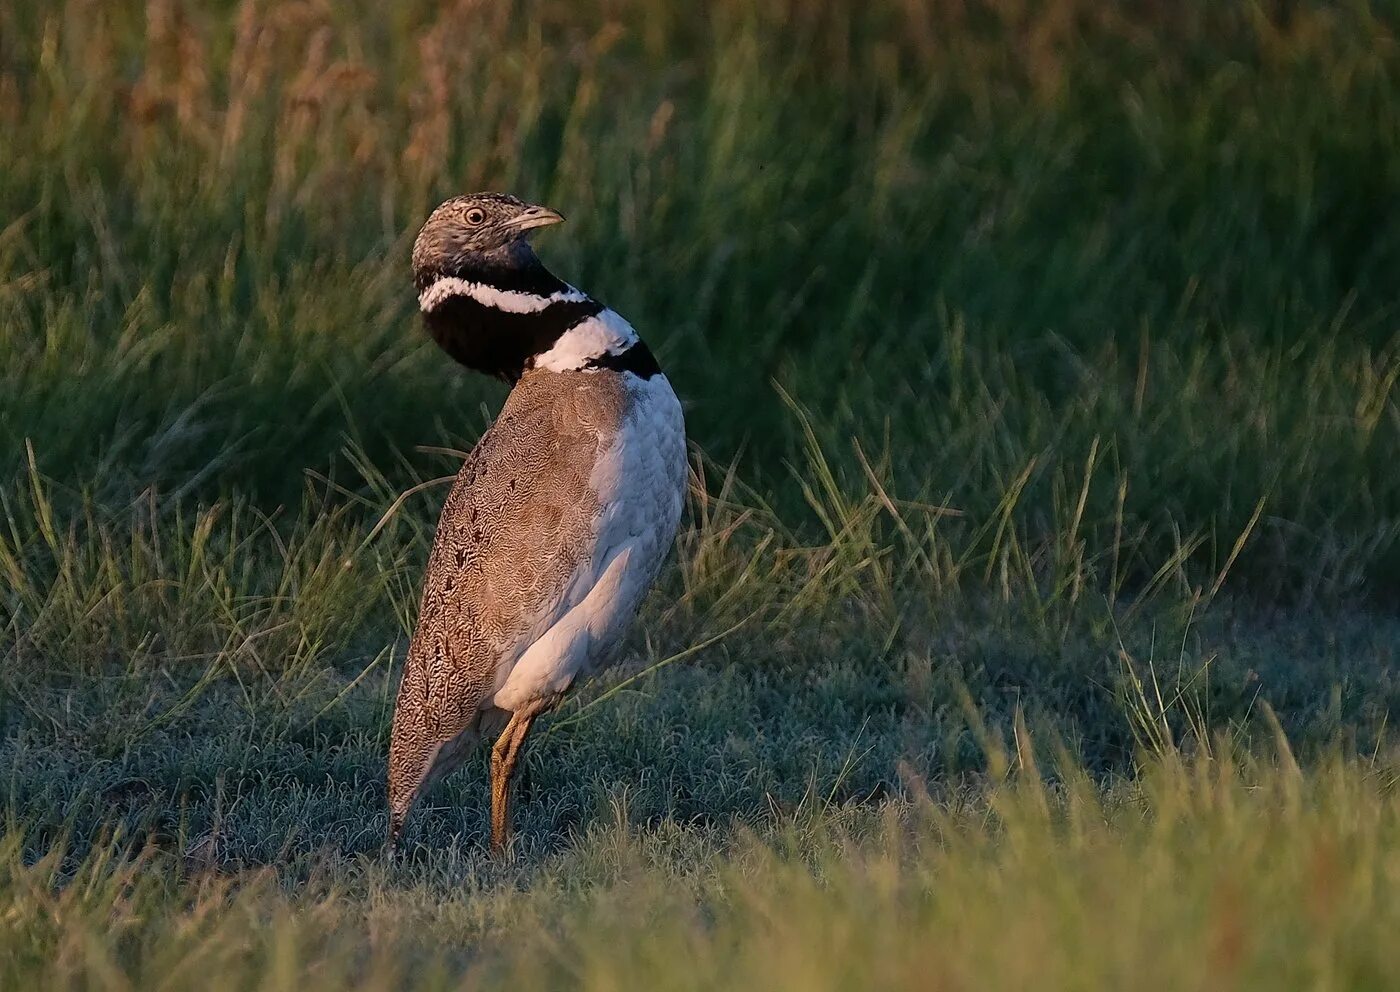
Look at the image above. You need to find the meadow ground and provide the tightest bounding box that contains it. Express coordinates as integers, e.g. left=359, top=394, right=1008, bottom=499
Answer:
left=3, top=1, right=1400, bottom=988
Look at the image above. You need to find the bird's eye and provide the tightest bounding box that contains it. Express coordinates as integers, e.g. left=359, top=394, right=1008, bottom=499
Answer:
left=465, top=208, right=485, bottom=225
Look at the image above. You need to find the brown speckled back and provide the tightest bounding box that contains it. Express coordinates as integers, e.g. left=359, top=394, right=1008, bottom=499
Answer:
left=387, top=368, right=628, bottom=820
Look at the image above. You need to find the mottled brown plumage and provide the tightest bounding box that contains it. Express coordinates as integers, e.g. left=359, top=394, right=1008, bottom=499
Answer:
left=387, top=194, right=686, bottom=853
left=388, top=370, right=631, bottom=840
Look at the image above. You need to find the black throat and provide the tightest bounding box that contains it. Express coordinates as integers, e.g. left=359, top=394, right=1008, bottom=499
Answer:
left=415, top=260, right=604, bottom=384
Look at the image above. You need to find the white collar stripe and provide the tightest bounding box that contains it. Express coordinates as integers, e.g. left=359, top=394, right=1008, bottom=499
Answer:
left=418, top=276, right=588, bottom=315
left=534, top=308, right=640, bottom=372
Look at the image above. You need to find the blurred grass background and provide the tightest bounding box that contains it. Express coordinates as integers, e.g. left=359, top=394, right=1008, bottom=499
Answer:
left=2, top=0, right=1400, bottom=987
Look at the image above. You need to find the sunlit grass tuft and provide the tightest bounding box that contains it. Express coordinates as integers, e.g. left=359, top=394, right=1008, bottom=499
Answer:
left=6, top=749, right=1400, bottom=991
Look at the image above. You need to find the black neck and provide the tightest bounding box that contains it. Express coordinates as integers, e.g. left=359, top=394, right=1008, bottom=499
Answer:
left=583, top=341, right=661, bottom=379
left=415, top=252, right=604, bottom=382
left=420, top=292, right=603, bottom=384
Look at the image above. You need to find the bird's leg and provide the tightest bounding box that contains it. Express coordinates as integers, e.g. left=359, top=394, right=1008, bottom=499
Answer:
left=489, top=723, right=513, bottom=851
left=489, top=710, right=536, bottom=854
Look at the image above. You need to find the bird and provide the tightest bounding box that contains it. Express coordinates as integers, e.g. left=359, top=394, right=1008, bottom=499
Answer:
left=386, top=192, right=687, bottom=854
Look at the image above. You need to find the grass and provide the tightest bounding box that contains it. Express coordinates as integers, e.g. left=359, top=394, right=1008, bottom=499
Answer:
left=10, top=751, right=1400, bottom=990
left=1, top=0, right=1399, bottom=987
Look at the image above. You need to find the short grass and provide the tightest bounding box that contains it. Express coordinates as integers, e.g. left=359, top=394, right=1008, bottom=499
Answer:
left=2, top=1, right=1399, bottom=988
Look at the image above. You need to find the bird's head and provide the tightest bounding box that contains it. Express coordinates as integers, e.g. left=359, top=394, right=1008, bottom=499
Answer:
left=411, top=192, right=564, bottom=286
left=410, top=191, right=623, bottom=382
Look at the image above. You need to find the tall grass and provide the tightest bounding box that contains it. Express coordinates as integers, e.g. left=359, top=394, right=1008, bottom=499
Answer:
left=2, top=0, right=1398, bottom=591
left=2, top=1, right=1400, bottom=986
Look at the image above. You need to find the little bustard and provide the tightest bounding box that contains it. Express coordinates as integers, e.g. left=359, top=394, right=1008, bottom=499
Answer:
left=386, top=193, right=686, bottom=853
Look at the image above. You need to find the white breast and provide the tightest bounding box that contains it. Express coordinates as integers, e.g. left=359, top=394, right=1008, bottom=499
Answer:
left=488, top=370, right=686, bottom=711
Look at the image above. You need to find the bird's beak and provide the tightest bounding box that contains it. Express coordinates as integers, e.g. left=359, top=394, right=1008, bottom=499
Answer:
left=510, top=204, right=566, bottom=233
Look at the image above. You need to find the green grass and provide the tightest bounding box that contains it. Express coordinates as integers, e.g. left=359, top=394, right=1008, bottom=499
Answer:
left=9, top=750, right=1400, bottom=990
left=2, top=0, right=1400, bottom=987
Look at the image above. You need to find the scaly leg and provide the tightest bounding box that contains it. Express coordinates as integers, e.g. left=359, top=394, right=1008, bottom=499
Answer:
left=489, top=709, right=537, bottom=854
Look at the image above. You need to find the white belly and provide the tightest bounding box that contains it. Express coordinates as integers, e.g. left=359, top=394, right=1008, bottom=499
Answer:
left=489, top=371, right=686, bottom=711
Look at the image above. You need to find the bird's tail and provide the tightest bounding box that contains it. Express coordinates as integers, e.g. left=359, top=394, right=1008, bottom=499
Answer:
left=386, top=641, right=494, bottom=846
left=387, top=698, right=486, bottom=846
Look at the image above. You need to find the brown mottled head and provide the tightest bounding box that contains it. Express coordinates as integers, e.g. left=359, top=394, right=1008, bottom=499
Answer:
left=411, top=192, right=564, bottom=291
